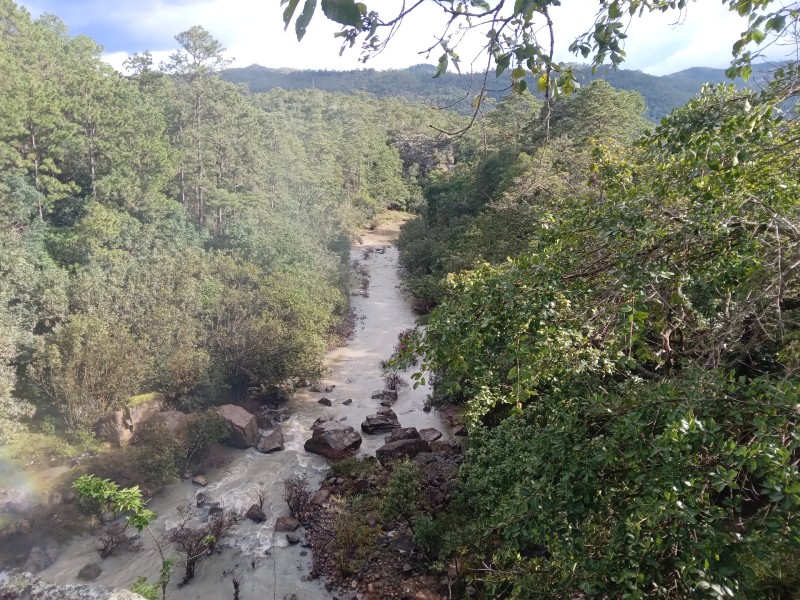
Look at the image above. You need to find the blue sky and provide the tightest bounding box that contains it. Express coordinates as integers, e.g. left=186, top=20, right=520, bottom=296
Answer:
left=15, top=0, right=770, bottom=75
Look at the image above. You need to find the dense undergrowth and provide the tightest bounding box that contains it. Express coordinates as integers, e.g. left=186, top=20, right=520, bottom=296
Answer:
left=396, top=70, right=800, bottom=596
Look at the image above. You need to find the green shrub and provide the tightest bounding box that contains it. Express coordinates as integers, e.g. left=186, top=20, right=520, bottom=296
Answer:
left=379, top=459, right=422, bottom=527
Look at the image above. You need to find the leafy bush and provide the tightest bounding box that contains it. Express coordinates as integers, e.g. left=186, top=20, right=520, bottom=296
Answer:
left=409, top=78, right=800, bottom=597
left=333, top=496, right=375, bottom=575
left=379, top=459, right=422, bottom=528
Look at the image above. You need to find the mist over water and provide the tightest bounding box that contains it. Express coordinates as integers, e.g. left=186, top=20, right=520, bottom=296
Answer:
left=36, top=225, right=449, bottom=599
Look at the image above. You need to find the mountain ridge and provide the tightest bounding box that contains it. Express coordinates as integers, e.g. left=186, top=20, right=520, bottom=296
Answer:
left=222, top=62, right=774, bottom=121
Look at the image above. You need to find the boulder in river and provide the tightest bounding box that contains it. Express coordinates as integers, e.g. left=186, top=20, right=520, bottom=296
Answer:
left=275, top=516, right=300, bottom=532
left=318, top=397, right=332, bottom=406
left=256, top=428, right=284, bottom=453
left=304, top=421, right=362, bottom=459
left=384, top=427, right=421, bottom=444
left=371, top=389, right=398, bottom=402
left=216, top=404, right=259, bottom=449
left=361, top=408, right=400, bottom=434
left=77, top=562, right=102, bottom=582
left=376, top=438, right=431, bottom=466
left=419, top=427, right=443, bottom=442
left=246, top=504, right=266, bottom=523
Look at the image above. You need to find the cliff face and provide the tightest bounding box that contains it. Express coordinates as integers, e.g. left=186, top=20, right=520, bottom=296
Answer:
left=0, top=572, right=144, bottom=600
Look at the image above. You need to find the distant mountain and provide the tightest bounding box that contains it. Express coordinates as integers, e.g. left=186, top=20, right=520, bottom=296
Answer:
left=223, top=63, right=775, bottom=122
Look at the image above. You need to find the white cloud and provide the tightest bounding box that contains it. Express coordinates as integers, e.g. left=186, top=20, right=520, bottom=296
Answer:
left=21, top=0, right=794, bottom=76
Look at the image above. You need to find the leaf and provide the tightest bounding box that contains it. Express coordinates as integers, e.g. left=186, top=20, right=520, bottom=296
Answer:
left=496, top=53, right=511, bottom=77
left=295, top=0, right=317, bottom=41
left=434, top=53, right=449, bottom=78
left=470, top=0, right=492, bottom=10
left=321, top=0, right=363, bottom=28
left=282, top=0, right=301, bottom=29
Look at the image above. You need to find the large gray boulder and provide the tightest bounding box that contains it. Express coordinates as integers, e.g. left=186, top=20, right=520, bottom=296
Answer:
left=361, top=408, right=400, bottom=434
left=419, top=427, right=443, bottom=443
left=371, top=389, right=398, bottom=402
left=256, top=428, right=284, bottom=453
left=93, top=394, right=164, bottom=447
left=141, top=410, right=192, bottom=437
left=384, top=427, right=421, bottom=444
left=216, top=404, right=259, bottom=449
left=376, top=438, right=431, bottom=466
left=304, top=421, right=362, bottom=459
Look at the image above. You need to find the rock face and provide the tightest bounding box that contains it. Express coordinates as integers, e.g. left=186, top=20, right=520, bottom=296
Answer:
left=361, top=408, right=400, bottom=434
left=376, top=439, right=431, bottom=466
left=371, top=389, right=398, bottom=402
left=216, top=404, right=259, bottom=449
left=93, top=394, right=164, bottom=447
left=419, top=427, right=443, bottom=443
left=304, top=421, right=362, bottom=459
left=0, top=571, right=146, bottom=599
left=141, top=410, right=191, bottom=437
left=256, top=428, right=284, bottom=453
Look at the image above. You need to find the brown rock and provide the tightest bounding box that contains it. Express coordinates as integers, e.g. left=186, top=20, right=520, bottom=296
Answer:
left=192, top=475, right=208, bottom=487
left=310, top=489, right=330, bottom=504
left=246, top=504, right=266, bottom=523
left=419, top=428, right=443, bottom=443
left=384, top=427, right=421, bottom=444
left=304, top=421, right=362, bottom=459
left=142, top=410, right=192, bottom=437
left=376, top=438, right=431, bottom=466
left=93, top=394, right=164, bottom=447
left=275, top=516, right=300, bottom=532
left=256, top=428, right=284, bottom=453
left=371, top=389, right=398, bottom=402
left=216, top=404, right=259, bottom=449
left=361, top=409, right=400, bottom=434
left=77, top=562, right=102, bottom=581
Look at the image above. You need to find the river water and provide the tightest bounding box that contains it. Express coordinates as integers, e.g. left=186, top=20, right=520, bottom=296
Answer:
left=35, top=225, right=448, bottom=599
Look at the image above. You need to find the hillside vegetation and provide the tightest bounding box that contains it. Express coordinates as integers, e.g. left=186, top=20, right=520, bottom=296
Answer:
left=394, top=67, right=800, bottom=596
left=222, top=63, right=773, bottom=122
left=0, top=2, right=465, bottom=449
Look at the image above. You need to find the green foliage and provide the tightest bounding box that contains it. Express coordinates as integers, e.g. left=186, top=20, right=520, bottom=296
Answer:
left=379, top=459, right=423, bottom=527
left=333, top=495, right=375, bottom=576
left=130, top=577, right=159, bottom=600
left=0, top=4, right=460, bottom=438
left=72, top=474, right=155, bottom=531
left=402, top=69, right=800, bottom=596
left=133, top=423, right=184, bottom=491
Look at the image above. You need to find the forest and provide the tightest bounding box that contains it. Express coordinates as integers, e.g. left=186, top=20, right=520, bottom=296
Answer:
left=222, top=62, right=772, bottom=121
left=1, top=0, right=799, bottom=597
left=0, top=0, right=464, bottom=455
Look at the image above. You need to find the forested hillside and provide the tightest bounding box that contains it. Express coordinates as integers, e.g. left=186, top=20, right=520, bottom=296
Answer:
left=393, top=69, right=800, bottom=598
left=222, top=63, right=773, bottom=121
left=0, top=1, right=465, bottom=454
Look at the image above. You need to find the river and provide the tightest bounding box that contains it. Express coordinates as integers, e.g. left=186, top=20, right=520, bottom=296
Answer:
left=34, top=223, right=448, bottom=599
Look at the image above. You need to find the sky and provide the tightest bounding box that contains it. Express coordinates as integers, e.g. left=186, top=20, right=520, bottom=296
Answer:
left=14, top=0, right=774, bottom=76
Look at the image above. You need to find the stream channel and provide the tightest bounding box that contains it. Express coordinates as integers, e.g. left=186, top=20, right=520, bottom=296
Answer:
left=36, top=224, right=450, bottom=599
